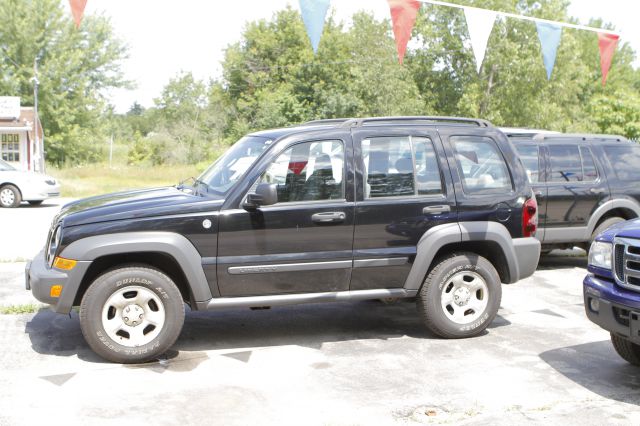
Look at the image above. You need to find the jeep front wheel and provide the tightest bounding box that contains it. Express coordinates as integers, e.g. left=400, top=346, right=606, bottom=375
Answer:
left=417, top=253, right=502, bottom=338
left=79, top=266, right=185, bottom=363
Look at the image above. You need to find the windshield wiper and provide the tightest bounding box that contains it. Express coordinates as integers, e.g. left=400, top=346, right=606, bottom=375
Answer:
left=193, top=178, right=211, bottom=196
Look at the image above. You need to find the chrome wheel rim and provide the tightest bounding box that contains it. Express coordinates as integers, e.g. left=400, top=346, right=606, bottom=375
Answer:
left=440, top=271, right=489, bottom=325
left=0, top=188, right=15, bottom=206
left=101, top=286, right=166, bottom=347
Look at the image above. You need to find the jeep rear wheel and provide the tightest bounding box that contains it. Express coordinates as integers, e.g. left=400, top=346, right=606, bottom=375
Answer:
left=79, top=266, right=185, bottom=363
left=611, top=334, right=640, bottom=366
left=417, top=253, right=501, bottom=338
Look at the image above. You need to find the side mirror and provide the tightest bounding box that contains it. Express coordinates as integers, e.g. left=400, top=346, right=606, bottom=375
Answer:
left=244, top=183, right=278, bottom=210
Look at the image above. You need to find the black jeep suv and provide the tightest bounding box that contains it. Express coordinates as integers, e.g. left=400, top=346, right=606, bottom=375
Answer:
left=27, top=116, right=540, bottom=363
left=511, top=134, right=640, bottom=253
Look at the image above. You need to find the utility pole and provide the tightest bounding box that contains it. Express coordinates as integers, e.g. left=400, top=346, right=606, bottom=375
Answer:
left=32, top=58, right=43, bottom=173
left=109, top=134, right=114, bottom=168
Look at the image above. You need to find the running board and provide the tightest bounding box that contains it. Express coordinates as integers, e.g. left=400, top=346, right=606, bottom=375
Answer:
left=198, top=288, right=418, bottom=311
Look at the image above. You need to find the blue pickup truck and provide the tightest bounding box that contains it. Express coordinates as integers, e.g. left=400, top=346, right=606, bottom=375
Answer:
left=584, top=219, right=640, bottom=365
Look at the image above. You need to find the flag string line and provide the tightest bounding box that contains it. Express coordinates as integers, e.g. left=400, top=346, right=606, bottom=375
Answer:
left=420, top=0, right=621, bottom=36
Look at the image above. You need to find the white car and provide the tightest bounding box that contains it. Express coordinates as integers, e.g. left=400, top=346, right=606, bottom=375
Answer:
left=0, top=159, right=60, bottom=208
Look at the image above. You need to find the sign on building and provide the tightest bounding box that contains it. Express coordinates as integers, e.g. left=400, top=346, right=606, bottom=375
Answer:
left=0, top=97, right=21, bottom=120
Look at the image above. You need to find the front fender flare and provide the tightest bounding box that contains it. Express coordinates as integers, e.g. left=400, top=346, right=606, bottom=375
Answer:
left=60, top=232, right=213, bottom=302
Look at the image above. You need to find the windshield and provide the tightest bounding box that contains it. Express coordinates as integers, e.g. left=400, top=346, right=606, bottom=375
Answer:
left=0, top=159, right=15, bottom=171
left=197, top=136, right=272, bottom=195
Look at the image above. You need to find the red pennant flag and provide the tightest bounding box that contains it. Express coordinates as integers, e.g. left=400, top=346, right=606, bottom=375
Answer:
left=387, top=0, right=421, bottom=65
left=598, top=32, right=619, bottom=86
left=69, top=0, right=87, bottom=29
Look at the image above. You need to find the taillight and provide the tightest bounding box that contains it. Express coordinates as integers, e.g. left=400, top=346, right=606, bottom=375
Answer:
left=523, top=197, right=538, bottom=237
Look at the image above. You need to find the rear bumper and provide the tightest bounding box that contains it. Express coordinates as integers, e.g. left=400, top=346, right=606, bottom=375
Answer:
left=26, top=250, right=91, bottom=314
left=584, top=274, right=640, bottom=344
left=512, top=237, right=541, bottom=282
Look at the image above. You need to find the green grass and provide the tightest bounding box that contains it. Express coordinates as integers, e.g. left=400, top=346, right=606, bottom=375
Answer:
left=0, top=304, right=43, bottom=314
left=49, top=163, right=206, bottom=198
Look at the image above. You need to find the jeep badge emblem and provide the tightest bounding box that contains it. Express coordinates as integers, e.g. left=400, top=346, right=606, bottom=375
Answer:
left=202, top=219, right=212, bottom=229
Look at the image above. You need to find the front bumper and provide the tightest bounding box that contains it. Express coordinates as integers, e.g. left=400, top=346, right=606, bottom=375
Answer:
left=584, top=274, right=640, bottom=344
left=22, top=183, right=61, bottom=201
left=26, top=250, right=91, bottom=314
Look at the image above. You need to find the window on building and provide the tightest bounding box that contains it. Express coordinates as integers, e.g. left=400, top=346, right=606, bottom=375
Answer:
left=1, top=134, right=20, bottom=162
left=259, top=140, right=344, bottom=202
left=361, top=136, right=443, bottom=198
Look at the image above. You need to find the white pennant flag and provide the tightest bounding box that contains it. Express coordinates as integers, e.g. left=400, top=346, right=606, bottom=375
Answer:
left=464, top=7, right=497, bottom=73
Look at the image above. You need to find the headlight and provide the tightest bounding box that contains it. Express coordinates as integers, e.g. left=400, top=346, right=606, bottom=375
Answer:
left=589, top=241, right=612, bottom=269
left=46, top=225, right=61, bottom=267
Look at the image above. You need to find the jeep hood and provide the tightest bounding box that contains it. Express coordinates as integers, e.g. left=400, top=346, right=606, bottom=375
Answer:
left=57, top=187, right=225, bottom=227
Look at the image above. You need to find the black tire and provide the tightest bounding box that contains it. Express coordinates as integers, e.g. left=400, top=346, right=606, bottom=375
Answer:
left=417, top=252, right=502, bottom=338
left=28, top=200, right=44, bottom=206
left=591, top=217, right=625, bottom=244
left=611, top=334, right=640, bottom=366
left=0, top=184, right=21, bottom=208
left=79, top=265, right=185, bottom=363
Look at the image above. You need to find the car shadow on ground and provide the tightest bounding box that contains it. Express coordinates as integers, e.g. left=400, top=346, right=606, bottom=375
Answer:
left=540, top=340, right=640, bottom=405
left=537, top=250, right=588, bottom=270
left=24, top=300, right=510, bottom=365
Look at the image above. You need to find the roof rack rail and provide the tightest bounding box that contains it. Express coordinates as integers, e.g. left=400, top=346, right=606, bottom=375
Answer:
left=302, top=118, right=353, bottom=126
left=340, top=116, right=493, bottom=128
left=533, top=133, right=628, bottom=142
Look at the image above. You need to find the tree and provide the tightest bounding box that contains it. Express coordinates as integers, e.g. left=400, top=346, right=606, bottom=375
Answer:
left=0, top=0, right=129, bottom=165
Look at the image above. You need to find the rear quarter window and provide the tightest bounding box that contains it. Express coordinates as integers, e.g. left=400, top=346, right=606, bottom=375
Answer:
left=604, top=145, right=640, bottom=181
left=451, top=136, right=513, bottom=194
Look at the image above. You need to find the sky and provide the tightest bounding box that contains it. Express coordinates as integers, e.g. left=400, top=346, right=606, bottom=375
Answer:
left=83, top=0, right=640, bottom=113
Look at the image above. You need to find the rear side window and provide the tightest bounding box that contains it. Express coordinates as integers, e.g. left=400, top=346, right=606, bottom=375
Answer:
left=580, top=146, right=598, bottom=182
left=451, top=136, right=512, bottom=194
left=604, top=145, right=640, bottom=181
left=548, top=145, right=583, bottom=182
left=362, top=136, right=443, bottom=198
left=514, top=145, right=540, bottom=183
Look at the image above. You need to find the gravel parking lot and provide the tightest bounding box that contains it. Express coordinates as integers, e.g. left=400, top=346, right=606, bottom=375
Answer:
left=1, top=201, right=639, bottom=425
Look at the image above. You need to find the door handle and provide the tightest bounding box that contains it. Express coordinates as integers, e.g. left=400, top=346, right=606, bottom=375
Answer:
left=423, top=205, right=451, bottom=215
left=312, top=212, right=346, bottom=223
left=589, top=188, right=605, bottom=194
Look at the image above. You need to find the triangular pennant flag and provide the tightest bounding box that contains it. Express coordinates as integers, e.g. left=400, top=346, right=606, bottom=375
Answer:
left=598, top=32, right=620, bottom=86
left=299, top=0, right=331, bottom=54
left=69, top=0, right=87, bottom=29
left=536, top=22, right=563, bottom=80
left=463, top=7, right=497, bottom=73
left=387, top=0, right=421, bottom=65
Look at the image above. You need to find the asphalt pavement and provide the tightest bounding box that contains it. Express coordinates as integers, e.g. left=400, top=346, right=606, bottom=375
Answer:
left=1, top=200, right=639, bottom=424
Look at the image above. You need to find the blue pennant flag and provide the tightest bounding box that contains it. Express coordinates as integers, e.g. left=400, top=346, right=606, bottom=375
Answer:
left=536, top=22, right=563, bottom=80
left=299, top=0, right=331, bottom=53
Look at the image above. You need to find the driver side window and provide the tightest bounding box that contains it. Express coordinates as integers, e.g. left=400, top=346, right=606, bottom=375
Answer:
left=259, top=140, right=344, bottom=203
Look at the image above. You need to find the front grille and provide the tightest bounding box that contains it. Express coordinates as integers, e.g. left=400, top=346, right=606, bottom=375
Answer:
left=613, top=306, right=631, bottom=327
left=613, top=237, right=640, bottom=292
left=615, top=244, right=625, bottom=282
